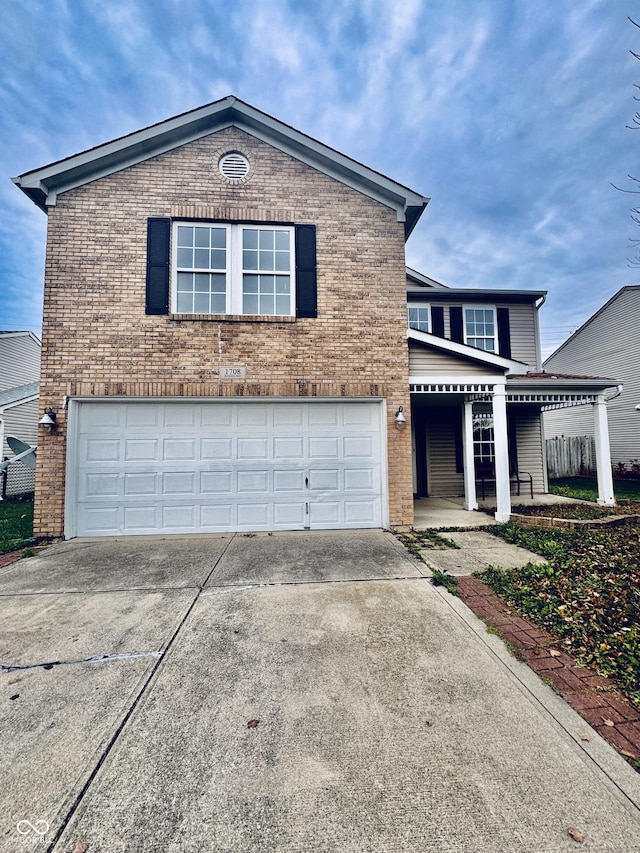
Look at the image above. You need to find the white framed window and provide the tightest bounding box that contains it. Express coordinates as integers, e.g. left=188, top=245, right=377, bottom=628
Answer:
left=172, top=222, right=295, bottom=316
left=408, top=305, right=431, bottom=333
left=464, top=306, right=496, bottom=351
left=473, top=415, right=495, bottom=465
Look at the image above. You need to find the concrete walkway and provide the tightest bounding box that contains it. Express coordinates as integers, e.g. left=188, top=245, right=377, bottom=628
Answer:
left=1, top=531, right=639, bottom=852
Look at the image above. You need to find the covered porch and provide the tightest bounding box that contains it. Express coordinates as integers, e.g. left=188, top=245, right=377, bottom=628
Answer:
left=410, top=374, right=620, bottom=524
left=412, top=492, right=586, bottom=529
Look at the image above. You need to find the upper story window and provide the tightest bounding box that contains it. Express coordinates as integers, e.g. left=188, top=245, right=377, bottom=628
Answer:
left=408, top=306, right=430, bottom=332
left=173, top=223, right=294, bottom=316
left=464, top=306, right=496, bottom=351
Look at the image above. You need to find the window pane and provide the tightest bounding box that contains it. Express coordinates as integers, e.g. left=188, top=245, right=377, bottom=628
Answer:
left=211, top=249, right=226, bottom=269
left=243, top=274, right=258, bottom=293
left=243, top=229, right=258, bottom=249
left=260, top=275, right=275, bottom=293
left=275, top=231, right=290, bottom=250
left=259, top=293, right=275, bottom=314
left=259, top=230, right=274, bottom=250
left=211, top=228, right=226, bottom=249
left=243, top=293, right=258, bottom=314
left=194, top=248, right=209, bottom=269
left=177, top=272, right=193, bottom=292
left=177, top=248, right=193, bottom=268
left=211, top=292, right=226, bottom=313
left=259, top=251, right=274, bottom=271
left=243, top=250, right=258, bottom=271
left=275, top=251, right=290, bottom=271
left=195, top=228, right=210, bottom=248
left=275, top=276, right=290, bottom=294
left=194, top=292, right=209, bottom=313
left=177, top=292, right=193, bottom=313
left=276, top=294, right=290, bottom=314
left=177, top=226, right=193, bottom=246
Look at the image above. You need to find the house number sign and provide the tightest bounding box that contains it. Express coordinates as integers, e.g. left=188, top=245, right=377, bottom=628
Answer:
left=220, top=365, right=247, bottom=380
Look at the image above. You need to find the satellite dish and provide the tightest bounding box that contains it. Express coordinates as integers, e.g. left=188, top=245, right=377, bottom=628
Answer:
left=3, top=436, right=37, bottom=471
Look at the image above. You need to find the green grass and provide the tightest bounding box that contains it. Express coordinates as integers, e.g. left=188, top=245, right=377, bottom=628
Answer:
left=0, top=498, right=35, bottom=554
left=480, top=521, right=640, bottom=706
left=550, top=477, right=640, bottom=502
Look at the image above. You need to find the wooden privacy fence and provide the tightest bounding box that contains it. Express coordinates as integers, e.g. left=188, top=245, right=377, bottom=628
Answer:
left=545, top=436, right=596, bottom=478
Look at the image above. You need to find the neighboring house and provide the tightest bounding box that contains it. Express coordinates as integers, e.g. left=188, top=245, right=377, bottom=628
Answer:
left=12, top=96, right=619, bottom=538
left=543, top=286, right=639, bottom=472
left=0, top=331, right=41, bottom=497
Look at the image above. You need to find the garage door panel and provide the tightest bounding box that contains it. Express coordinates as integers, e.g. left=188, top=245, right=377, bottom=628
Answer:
left=125, top=439, right=157, bottom=461
left=72, top=401, right=384, bottom=536
left=201, top=438, right=233, bottom=460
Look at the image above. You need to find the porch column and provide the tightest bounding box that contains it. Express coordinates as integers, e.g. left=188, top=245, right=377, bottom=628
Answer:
left=593, top=395, right=615, bottom=506
left=462, top=399, right=478, bottom=510
left=492, top=383, right=511, bottom=522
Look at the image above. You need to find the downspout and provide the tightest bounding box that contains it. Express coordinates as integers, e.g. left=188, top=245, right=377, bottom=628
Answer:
left=605, top=384, right=623, bottom=402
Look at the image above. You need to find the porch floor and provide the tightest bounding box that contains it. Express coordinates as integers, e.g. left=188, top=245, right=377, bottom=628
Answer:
left=413, top=493, right=582, bottom=530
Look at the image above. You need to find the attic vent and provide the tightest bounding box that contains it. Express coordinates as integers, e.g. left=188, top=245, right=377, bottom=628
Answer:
left=219, top=152, right=250, bottom=180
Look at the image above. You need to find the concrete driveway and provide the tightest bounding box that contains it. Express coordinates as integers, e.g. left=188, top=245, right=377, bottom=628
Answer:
left=1, top=531, right=639, bottom=852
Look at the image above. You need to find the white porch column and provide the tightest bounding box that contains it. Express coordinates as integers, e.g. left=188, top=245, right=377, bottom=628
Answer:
left=492, top=383, right=511, bottom=522
left=462, top=399, right=478, bottom=511
left=594, top=395, right=615, bottom=506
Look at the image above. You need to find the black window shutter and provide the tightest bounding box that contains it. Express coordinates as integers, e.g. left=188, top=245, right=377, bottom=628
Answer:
left=450, top=306, right=464, bottom=343
left=431, top=306, right=445, bottom=337
left=295, top=224, right=317, bottom=318
left=497, top=307, right=511, bottom=358
left=146, top=218, right=170, bottom=315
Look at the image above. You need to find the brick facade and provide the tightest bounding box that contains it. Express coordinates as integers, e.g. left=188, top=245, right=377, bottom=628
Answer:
left=35, top=127, right=414, bottom=536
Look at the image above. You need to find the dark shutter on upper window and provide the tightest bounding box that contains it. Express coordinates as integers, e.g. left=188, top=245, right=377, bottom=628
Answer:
left=146, top=218, right=170, bottom=315
left=450, top=306, right=464, bottom=343
left=431, top=306, right=445, bottom=337
left=497, top=307, right=511, bottom=359
left=295, top=224, right=317, bottom=318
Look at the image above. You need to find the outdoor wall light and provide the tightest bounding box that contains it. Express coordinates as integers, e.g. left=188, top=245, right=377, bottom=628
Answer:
left=39, top=407, right=57, bottom=429
left=395, top=406, right=407, bottom=428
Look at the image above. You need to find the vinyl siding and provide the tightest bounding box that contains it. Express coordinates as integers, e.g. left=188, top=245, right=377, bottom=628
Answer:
left=409, top=345, right=504, bottom=377
left=425, top=407, right=464, bottom=496
left=544, top=287, right=640, bottom=465
left=543, top=405, right=593, bottom=440
left=0, top=335, right=41, bottom=392
left=2, top=398, right=37, bottom=496
left=512, top=406, right=546, bottom=493
left=410, top=302, right=539, bottom=366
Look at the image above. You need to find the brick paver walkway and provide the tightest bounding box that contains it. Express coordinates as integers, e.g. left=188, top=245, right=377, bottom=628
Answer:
left=0, top=550, right=20, bottom=568
left=458, top=576, right=640, bottom=766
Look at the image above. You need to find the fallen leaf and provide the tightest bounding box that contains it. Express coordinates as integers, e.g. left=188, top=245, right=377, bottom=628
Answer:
left=549, top=649, right=561, bottom=657
left=280, top=638, right=288, bottom=643
left=247, top=719, right=260, bottom=729
left=73, top=843, right=88, bottom=853
left=579, top=733, right=591, bottom=742
left=620, top=749, right=637, bottom=759
left=9, top=694, right=19, bottom=701
left=7, top=676, right=22, bottom=685
left=567, top=827, right=585, bottom=843
left=602, top=718, right=615, bottom=727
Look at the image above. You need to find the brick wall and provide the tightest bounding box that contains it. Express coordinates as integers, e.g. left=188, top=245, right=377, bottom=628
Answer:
left=35, top=127, right=413, bottom=536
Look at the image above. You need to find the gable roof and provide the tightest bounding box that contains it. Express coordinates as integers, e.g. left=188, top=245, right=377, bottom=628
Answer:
left=0, top=381, right=39, bottom=410
left=0, top=331, right=41, bottom=345
left=544, top=285, right=640, bottom=364
left=13, top=95, right=429, bottom=238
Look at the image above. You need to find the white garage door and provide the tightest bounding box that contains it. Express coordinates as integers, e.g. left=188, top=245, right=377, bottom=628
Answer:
left=68, top=400, right=385, bottom=537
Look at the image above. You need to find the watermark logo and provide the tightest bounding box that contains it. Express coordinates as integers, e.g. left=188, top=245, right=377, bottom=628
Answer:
left=17, top=819, right=49, bottom=837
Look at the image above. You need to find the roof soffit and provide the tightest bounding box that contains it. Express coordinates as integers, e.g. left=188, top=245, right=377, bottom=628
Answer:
left=13, top=96, right=429, bottom=235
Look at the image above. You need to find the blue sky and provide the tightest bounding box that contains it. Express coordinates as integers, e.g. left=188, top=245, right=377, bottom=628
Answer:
left=1, top=0, right=637, bottom=357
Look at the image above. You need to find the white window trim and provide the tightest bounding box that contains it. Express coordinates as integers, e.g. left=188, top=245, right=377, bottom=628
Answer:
left=171, top=222, right=296, bottom=317
left=463, top=305, right=497, bottom=352
left=408, top=303, right=431, bottom=333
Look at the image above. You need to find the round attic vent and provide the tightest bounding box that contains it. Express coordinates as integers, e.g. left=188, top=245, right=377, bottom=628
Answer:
left=219, top=152, right=250, bottom=180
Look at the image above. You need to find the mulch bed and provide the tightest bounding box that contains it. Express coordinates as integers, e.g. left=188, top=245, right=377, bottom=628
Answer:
left=0, top=550, right=21, bottom=568
left=457, top=576, right=640, bottom=767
